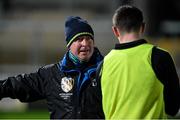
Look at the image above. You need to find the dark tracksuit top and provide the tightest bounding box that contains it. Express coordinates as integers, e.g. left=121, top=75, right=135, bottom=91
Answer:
left=0, top=47, right=104, bottom=119
left=97, top=39, right=180, bottom=118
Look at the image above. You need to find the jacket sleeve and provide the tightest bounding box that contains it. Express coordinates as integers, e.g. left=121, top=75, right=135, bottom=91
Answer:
left=152, top=47, right=180, bottom=116
left=0, top=66, right=48, bottom=102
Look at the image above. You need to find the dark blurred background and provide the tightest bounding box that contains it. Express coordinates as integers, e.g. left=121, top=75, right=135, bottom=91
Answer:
left=0, top=0, right=179, bottom=119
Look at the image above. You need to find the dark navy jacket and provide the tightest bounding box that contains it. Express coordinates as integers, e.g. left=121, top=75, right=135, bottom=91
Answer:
left=0, top=47, right=104, bottom=119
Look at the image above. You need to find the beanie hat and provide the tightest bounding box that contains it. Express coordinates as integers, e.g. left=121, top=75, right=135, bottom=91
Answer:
left=65, top=16, right=94, bottom=47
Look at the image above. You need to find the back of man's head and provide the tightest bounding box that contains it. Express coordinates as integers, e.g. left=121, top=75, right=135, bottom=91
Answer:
left=112, top=5, right=144, bottom=33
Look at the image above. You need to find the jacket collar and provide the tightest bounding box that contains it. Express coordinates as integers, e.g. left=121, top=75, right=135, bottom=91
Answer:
left=115, top=39, right=147, bottom=50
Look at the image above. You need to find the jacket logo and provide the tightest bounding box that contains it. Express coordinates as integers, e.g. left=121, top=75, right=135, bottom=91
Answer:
left=92, top=79, right=97, bottom=86
left=61, top=77, right=74, bottom=93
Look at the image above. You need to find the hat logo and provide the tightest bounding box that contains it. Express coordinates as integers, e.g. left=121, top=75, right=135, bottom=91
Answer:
left=61, top=77, right=74, bottom=93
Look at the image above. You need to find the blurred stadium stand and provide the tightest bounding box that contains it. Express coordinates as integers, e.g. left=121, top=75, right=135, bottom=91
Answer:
left=0, top=0, right=179, bottom=118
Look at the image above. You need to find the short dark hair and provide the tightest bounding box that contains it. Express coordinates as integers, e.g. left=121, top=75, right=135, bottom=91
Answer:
left=112, top=5, right=144, bottom=33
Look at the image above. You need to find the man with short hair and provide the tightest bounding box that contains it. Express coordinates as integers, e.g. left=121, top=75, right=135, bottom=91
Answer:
left=97, top=5, right=180, bottom=119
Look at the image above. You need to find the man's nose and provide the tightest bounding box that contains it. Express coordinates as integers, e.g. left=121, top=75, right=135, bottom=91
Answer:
left=81, top=39, right=88, bottom=46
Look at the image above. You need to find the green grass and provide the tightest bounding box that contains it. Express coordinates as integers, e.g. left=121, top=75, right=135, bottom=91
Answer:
left=0, top=110, right=49, bottom=119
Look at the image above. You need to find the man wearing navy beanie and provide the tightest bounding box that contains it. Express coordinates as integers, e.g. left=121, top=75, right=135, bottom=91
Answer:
left=64, top=16, right=100, bottom=65
left=0, top=16, right=104, bottom=119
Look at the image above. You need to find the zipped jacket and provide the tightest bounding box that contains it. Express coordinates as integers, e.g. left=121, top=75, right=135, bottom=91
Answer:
left=0, top=47, right=104, bottom=119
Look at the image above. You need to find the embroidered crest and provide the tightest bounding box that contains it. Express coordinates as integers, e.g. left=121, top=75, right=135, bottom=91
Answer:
left=61, top=77, right=74, bottom=92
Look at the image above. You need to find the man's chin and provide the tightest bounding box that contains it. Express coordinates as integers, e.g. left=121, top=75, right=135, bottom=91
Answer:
left=79, top=56, right=90, bottom=62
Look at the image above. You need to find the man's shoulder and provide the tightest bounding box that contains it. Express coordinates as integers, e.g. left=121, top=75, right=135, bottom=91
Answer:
left=39, top=63, right=59, bottom=73
left=152, top=46, right=171, bottom=58
left=43, top=63, right=56, bottom=69
left=36, top=63, right=60, bottom=79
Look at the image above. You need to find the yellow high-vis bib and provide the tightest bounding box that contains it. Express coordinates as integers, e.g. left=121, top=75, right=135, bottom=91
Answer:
left=101, top=44, right=167, bottom=119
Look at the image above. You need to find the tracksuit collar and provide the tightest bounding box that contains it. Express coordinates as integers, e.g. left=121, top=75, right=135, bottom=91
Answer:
left=115, top=39, right=147, bottom=50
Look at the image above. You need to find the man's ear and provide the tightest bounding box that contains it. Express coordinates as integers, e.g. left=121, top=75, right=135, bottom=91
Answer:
left=112, top=26, right=120, bottom=37
left=140, top=22, right=146, bottom=34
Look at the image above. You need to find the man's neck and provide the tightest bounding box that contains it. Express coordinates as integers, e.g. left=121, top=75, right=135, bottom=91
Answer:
left=69, top=50, right=87, bottom=66
left=118, top=33, right=140, bottom=44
